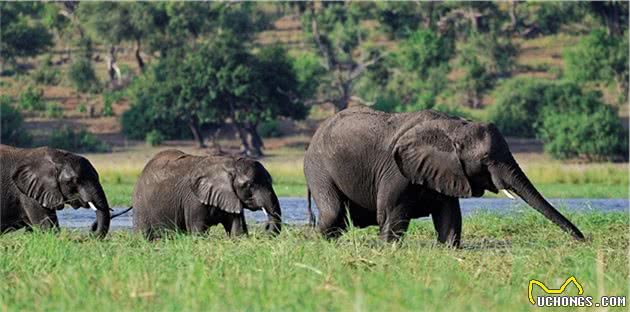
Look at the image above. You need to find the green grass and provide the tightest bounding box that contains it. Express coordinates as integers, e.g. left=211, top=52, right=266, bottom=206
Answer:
left=0, top=211, right=627, bottom=311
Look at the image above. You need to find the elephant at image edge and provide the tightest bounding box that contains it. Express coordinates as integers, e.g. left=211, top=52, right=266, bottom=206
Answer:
left=132, top=149, right=282, bottom=239
left=304, top=106, right=584, bottom=245
left=0, top=145, right=111, bottom=237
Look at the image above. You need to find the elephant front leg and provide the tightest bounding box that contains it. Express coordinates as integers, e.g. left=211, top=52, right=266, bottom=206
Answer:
left=222, top=213, right=248, bottom=237
left=378, top=208, right=411, bottom=242
left=431, top=197, right=462, bottom=247
left=22, top=201, right=59, bottom=232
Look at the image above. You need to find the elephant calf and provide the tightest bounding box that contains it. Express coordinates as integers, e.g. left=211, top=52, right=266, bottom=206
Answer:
left=0, top=145, right=111, bottom=237
left=132, top=149, right=282, bottom=239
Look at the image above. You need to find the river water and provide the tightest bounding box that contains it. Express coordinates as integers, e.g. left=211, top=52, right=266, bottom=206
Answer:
left=58, top=198, right=628, bottom=231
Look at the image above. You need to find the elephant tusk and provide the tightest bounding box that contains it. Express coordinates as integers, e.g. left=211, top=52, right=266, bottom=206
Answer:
left=88, top=201, right=98, bottom=211
left=502, top=189, right=516, bottom=200
left=261, top=207, right=269, bottom=217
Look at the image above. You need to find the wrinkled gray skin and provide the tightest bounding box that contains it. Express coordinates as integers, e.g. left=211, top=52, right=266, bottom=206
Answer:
left=0, top=145, right=111, bottom=237
left=304, top=106, right=585, bottom=246
left=133, top=150, right=282, bottom=239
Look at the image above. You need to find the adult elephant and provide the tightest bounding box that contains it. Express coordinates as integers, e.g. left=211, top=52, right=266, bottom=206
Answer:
left=0, top=145, right=111, bottom=237
left=133, top=150, right=282, bottom=239
left=304, top=106, right=584, bottom=246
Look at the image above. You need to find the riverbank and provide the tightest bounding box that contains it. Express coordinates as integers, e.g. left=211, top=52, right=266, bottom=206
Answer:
left=0, top=211, right=627, bottom=311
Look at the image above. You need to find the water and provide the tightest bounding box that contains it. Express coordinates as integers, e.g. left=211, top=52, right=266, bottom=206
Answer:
left=58, top=198, right=629, bottom=231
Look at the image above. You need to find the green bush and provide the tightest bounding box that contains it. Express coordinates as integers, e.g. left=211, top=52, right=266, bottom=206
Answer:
left=538, top=103, right=628, bottom=161
left=145, top=130, right=165, bottom=146
left=0, top=96, right=32, bottom=146
left=68, top=57, right=100, bottom=93
left=372, top=93, right=472, bottom=120
left=489, top=78, right=594, bottom=138
left=31, top=56, right=61, bottom=85
left=76, top=102, right=88, bottom=114
left=45, top=102, right=63, bottom=118
left=121, top=99, right=190, bottom=140
left=48, top=127, right=110, bottom=153
left=258, top=120, right=282, bottom=138
left=18, top=85, right=46, bottom=111
left=102, top=91, right=124, bottom=117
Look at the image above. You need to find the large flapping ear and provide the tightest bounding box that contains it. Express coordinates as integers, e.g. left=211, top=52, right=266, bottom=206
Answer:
left=189, top=163, right=242, bottom=214
left=12, top=156, right=64, bottom=209
left=393, top=122, right=472, bottom=197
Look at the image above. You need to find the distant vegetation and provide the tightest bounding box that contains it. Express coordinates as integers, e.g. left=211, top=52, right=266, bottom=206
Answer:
left=0, top=1, right=627, bottom=160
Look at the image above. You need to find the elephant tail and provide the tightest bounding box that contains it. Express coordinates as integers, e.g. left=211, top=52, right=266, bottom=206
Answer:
left=111, top=206, right=133, bottom=219
left=90, top=206, right=133, bottom=232
left=306, top=188, right=316, bottom=227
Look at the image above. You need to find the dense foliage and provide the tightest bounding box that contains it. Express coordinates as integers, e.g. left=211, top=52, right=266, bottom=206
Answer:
left=48, top=126, right=110, bottom=153
left=537, top=92, right=628, bottom=161
left=0, top=96, right=32, bottom=146
left=2, top=1, right=627, bottom=161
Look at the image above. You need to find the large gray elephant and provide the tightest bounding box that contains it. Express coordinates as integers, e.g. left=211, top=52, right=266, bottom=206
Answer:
left=304, top=106, right=584, bottom=246
left=133, top=149, right=282, bottom=239
left=0, top=145, right=111, bottom=237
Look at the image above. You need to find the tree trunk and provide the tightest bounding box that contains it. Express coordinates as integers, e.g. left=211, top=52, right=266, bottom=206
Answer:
left=235, top=122, right=264, bottom=157
left=235, top=123, right=251, bottom=154
left=135, top=39, right=145, bottom=72
left=107, top=45, right=122, bottom=83
left=188, top=118, right=206, bottom=148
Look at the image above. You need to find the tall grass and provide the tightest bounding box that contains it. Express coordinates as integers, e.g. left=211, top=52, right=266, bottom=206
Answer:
left=0, top=212, right=627, bottom=311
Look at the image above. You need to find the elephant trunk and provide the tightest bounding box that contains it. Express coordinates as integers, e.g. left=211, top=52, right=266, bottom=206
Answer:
left=260, top=190, right=282, bottom=235
left=83, top=184, right=111, bottom=238
left=493, top=163, right=585, bottom=241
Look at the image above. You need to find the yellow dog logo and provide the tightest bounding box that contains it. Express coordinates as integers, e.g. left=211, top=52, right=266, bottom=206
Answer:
left=528, top=276, right=584, bottom=304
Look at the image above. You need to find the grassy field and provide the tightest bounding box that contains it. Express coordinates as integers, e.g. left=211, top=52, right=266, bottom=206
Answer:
left=0, top=211, right=627, bottom=311
left=82, top=146, right=629, bottom=207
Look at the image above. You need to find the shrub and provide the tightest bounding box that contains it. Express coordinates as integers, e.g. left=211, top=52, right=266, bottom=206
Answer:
left=31, top=55, right=61, bottom=85
left=489, top=78, right=595, bottom=138
left=0, top=96, right=32, bottom=146
left=68, top=57, right=100, bottom=93
left=102, top=91, right=124, bottom=117
left=48, top=127, right=110, bottom=153
left=45, top=102, right=63, bottom=118
left=76, top=102, right=87, bottom=114
left=145, top=130, right=165, bottom=146
left=121, top=99, right=189, bottom=140
left=18, top=85, right=46, bottom=111
left=258, top=120, right=282, bottom=138
left=538, top=103, right=628, bottom=161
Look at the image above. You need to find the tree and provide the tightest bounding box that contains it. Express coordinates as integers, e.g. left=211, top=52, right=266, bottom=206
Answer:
left=564, top=28, right=629, bottom=104
left=0, top=3, right=53, bottom=69
left=300, top=2, right=386, bottom=111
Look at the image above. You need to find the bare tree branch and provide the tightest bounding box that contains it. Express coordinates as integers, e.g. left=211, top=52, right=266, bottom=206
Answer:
left=309, top=4, right=334, bottom=71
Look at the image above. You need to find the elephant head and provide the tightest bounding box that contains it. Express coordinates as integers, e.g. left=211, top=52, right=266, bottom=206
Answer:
left=12, top=148, right=111, bottom=237
left=392, top=117, right=584, bottom=241
left=189, top=157, right=282, bottom=235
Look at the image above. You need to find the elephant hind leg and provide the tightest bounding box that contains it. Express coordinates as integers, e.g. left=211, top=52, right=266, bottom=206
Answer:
left=431, top=197, right=462, bottom=247
left=309, top=179, right=348, bottom=239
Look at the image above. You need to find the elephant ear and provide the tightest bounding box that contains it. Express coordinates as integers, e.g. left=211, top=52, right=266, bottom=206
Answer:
left=12, top=157, right=64, bottom=209
left=393, top=124, right=472, bottom=197
left=189, top=164, right=242, bottom=214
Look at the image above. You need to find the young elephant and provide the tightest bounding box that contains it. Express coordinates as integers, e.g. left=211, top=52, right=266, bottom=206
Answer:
left=0, top=145, right=111, bottom=237
left=304, top=106, right=584, bottom=246
left=132, top=149, right=282, bottom=239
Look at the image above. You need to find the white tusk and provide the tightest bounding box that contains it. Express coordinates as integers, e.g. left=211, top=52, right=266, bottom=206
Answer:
left=88, top=201, right=98, bottom=211
left=261, top=207, right=269, bottom=217
left=502, top=189, right=516, bottom=200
